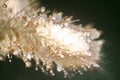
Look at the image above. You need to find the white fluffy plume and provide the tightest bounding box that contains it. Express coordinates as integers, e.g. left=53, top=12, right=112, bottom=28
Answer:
left=0, top=0, right=104, bottom=76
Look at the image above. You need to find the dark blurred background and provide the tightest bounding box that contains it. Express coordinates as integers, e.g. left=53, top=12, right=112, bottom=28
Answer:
left=0, top=0, right=119, bottom=80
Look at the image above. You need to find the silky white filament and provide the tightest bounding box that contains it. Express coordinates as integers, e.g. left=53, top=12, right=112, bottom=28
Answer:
left=0, top=0, right=104, bottom=76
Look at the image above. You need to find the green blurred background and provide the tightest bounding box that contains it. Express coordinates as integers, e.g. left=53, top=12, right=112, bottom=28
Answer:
left=0, top=0, right=119, bottom=80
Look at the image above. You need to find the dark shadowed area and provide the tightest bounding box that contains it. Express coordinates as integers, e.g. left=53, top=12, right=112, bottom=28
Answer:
left=0, top=0, right=119, bottom=80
